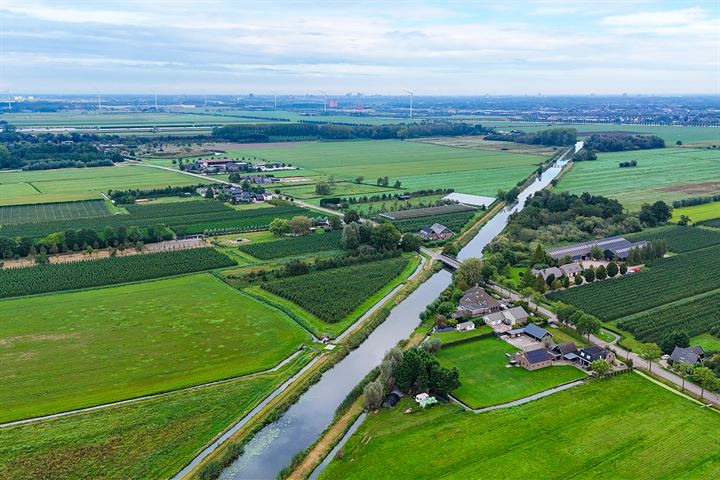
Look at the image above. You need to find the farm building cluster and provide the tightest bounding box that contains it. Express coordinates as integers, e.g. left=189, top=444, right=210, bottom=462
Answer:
left=445, top=285, right=618, bottom=374
left=546, top=235, right=648, bottom=262
left=184, top=157, right=297, bottom=176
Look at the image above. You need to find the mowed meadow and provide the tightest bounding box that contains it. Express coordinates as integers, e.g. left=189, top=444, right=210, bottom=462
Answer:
left=0, top=273, right=309, bottom=423
left=227, top=139, right=546, bottom=197
left=0, top=164, right=210, bottom=205
left=320, top=374, right=720, bottom=480
left=556, top=148, right=720, bottom=210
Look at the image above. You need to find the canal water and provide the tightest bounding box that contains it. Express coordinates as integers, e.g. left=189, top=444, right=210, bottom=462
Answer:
left=218, top=153, right=572, bottom=479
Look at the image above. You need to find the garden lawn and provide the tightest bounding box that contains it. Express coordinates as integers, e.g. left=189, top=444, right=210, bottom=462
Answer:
left=433, top=325, right=493, bottom=345
left=691, top=333, right=720, bottom=353
left=320, top=373, right=720, bottom=480
left=0, top=273, right=308, bottom=423
left=672, top=201, right=720, bottom=223
left=437, top=337, right=586, bottom=408
left=0, top=165, right=211, bottom=206
left=0, top=352, right=313, bottom=480
left=556, top=148, right=720, bottom=210
left=227, top=140, right=545, bottom=197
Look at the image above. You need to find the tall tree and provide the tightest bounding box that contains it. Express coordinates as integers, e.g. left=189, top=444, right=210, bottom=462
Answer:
left=455, top=258, right=484, bottom=290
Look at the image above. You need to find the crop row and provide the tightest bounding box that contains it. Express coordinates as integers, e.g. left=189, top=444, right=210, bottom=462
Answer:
left=626, top=225, right=720, bottom=253
left=0, top=204, right=305, bottom=238
left=699, top=218, right=720, bottom=229
left=381, top=203, right=475, bottom=220
left=617, top=290, right=720, bottom=344
left=239, top=231, right=342, bottom=260
left=262, top=256, right=409, bottom=323
left=124, top=200, right=231, bottom=220
left=548, top=244, right=720, bottom=321
left=0, top=200, right=110, bottom=226
left=0, top=247, right=235, bottom=298
left=387, top=211, right=476, bottom=233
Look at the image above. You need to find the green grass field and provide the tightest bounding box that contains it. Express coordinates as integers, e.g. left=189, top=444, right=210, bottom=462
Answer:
left=0, top=165, right=210, bottom=205
left=227, top=140, right=546, bottom=197
left=0, top=111, right=263, bottom=128
left=556, top=148, right=720, bottom=210
left=321, top=373, right=720, bottom=480
left=432, top=325, right=493, bottom=345
left=0, top=351, right=313, bottom=480
left=672, top=202, right=720, bottom=223
left=0, top=273, right=308, bottom=423
left=0, top=199, right=111, bottom=225
left=691, top=333, right=720, bottom=353
left=437, top=337, right=586, bottom=408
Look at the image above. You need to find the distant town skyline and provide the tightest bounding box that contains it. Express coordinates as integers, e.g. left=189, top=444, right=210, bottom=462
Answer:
left=1, top=0, right=718, bottom=95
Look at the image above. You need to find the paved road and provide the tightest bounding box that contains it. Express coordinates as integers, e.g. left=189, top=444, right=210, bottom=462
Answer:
left=487, top=283, right=720, bottom=406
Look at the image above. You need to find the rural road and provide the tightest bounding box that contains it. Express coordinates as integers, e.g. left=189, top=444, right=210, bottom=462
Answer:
left=137, top=163, right=343, bottom=217
left=487, top=283, right=720, bottom=407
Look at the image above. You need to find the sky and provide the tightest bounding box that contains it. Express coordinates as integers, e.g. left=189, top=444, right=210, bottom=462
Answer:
left=1, top=0, right=718, bottom=95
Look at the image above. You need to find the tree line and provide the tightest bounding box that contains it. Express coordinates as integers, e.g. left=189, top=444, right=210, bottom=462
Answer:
left=211, top=122, right=491, bottom=142
left=484, top=127, right=577, bottom=146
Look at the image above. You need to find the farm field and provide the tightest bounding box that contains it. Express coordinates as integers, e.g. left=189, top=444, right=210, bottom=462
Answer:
left=262, top=256, right=411, bottom=324
left=672, top=201, right=720, bottom=223
left=256, top=255, right=420, bottom=337
left=626, top=225, right=720, bottom=253
left=0, top=273, right=308, bottom=423
left=387, top=210, right=477, bottom=233
left=615, top=288, right=720, bottom=345
left=0, top=199, right=110, bottom=225
left=321, top=193, right=448, bottom=215
left=700, top=218, right=720, bottom=228
left=0, top=165, right=211, bottom=206
left=238, top=230, right=342, bottom=260
left=320, top=373, right=720, bottom=480
left=0, top=248, right=235, bottom=298
left=226, top=140, right=546, bottom=197
left=411, top=136, right=558, bottom=155
left=0, top=200, right=304, bottom=239
left=0, top=352, right=313, bottom=480
left=548, top=244, right=720, bottom=321
left=556, top=148, right=720, bottom=210
left=280, top=181, right=396, bottom=200
left=437, top=337, right=586, bottom=408
left=0, top=111, right=259, bottom=128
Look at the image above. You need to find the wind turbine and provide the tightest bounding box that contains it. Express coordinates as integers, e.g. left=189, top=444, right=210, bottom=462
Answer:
left=271, top=91, right=278, bottom=109
left=318, top=90, right=327, bottom=112
left=202, top=89, right=207, bottom=108
left=151, top=90, right=158, bottom=110
left=2, top=91, right=11, bottom=109
left=95, top=87, right=102, bottom=111
left=404, top=90, right=414, bottom=118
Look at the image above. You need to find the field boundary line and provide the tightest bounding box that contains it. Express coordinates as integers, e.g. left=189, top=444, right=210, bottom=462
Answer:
left=633, top=370, right=718, bottom=410
left=0, top=349, right=306, bottom=429
left=450, top=378, right=586, bottom=413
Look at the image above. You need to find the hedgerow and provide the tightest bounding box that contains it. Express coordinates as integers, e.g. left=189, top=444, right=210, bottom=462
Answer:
left=548, top=244, right=720, bottom=321
left=0, top=247, right=235, bottom=298
left=238, top=231, right=341, bottom=260
left=262, top=256, right=409, bottom=323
